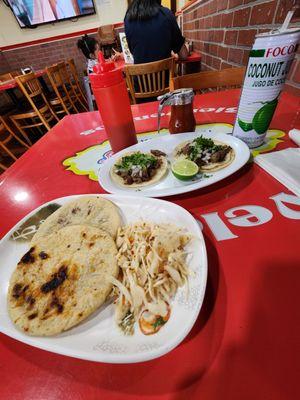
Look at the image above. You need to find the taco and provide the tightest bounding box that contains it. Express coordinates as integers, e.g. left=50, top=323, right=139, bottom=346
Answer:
left=174, top=135, right=235, bottom=172
left=110, top=150, right=168, bottom=188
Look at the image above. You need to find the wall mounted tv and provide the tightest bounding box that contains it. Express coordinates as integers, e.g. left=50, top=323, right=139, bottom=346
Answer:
left=7, top=0, right=96, bottom=28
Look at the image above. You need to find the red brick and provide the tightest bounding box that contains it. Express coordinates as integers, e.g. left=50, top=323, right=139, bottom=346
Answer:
left=202, top=4, right=209, bottom=17
left=218, top=46, right=229, bottom=60
left=228, top=48, right=243, bottom=64
left=237, top=29, right=257, bottom=46
left=217, top=0, right=228, bottom=11
left=197, top=7, right=203, bottom=18
left=233, top=7, right=251, bottom=27
left=204, top=42, right=210, bottom=53
left=212, top=14, right=221, bottom=28
left=212, top=56, right=221, bottom=70
left=224, top=30, right=238, bottom=45
left=258, top=28, right=270, bottom=34
left=206, top=55, right=213, bottom=67
left=228, top=0, right=244, bottom=9
left=221, top=12, right=233, bottom=28
left=207, top=16, right=212, bottom=28
left=292, top=60, right=300, bottom=84
left=242, top=49, right=250, bottom=65
left=283, top=83, right=300, bottom=96
left=193, top=41, right=201, bottom=51
left=221, top=61, right=234, bottom=69
left=287, top=58, right=297, bottom=80
left=214, top=30, right=224, bottom=42
left=210, top=1, right=218, bottom=14
left=250, top=1, right=277, bottom=25
left=210, top=44, right=219, bottom=55
left=275, top=0, right=295, bottom=24
left=208, top=30, right=214, bottom=41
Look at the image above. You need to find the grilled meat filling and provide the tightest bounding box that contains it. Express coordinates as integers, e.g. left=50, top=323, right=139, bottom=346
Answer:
left=178, top=136, right=231, bottom=167
left=115, top=152, right=164, bottom=185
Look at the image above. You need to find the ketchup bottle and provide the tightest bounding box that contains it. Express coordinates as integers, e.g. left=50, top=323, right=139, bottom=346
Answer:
left=89, top=52, right=137, bottom=153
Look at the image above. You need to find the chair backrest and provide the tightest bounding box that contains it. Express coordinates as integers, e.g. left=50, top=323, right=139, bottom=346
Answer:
left=0, top=73, right=14, bottom=82
left=67, top=58, right=79, bottom=83
left=124, top=57, right=175, bottom=104
left=15, top=72, right=50, bottom=112
left=56, top=61, right=72, bottom=85
left=10, top=70, right=20, bottom=77
left=98, top=24, right=115, bottom=40
left=46, top=63, right=65, bottom=92
left=171, top=67, right=246, bottom=93
left=0, top=116, right=9, bottom=138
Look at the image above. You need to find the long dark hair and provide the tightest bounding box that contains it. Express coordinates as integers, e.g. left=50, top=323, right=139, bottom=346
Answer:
left=77, top=35, right=98, bottom=59
left=126, top=0, right=162, bottom=21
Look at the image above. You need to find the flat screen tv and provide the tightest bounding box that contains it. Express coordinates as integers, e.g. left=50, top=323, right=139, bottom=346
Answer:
left=7, top=0, right=96, bottom=28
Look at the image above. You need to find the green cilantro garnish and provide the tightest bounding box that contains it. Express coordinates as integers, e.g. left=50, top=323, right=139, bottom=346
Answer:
left=115, top=152, right=157, bottom=171
left=187, top=135, right=226, bottom=161
left=152, top=316, right=166, bottom=329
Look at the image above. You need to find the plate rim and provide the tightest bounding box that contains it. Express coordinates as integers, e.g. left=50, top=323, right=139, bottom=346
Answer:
left=0, top=193, right=207, bottom=363
left=98, top=131, right=250, bottom=198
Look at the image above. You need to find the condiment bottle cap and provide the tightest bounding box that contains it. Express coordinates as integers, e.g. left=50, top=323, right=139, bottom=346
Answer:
left=89, top=51, right=123, bottom=88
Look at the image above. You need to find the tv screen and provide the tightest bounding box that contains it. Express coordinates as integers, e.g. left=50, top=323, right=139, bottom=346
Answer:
left=8, top=0, right=96, bottom=28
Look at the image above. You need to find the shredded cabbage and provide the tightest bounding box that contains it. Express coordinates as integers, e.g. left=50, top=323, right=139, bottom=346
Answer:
left=111, top=222, right=191, bottom=335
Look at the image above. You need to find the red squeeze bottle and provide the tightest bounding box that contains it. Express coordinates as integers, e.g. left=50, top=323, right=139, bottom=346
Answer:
left=89, top=52, right=137, bottom=153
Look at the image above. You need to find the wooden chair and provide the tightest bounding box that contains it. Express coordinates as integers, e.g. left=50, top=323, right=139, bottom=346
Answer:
left=124, top=58, right=175, bottom=104
left=57, top=61, right=82, bottom=113
left=0, top=161, right=7, bottom=172
left=98, top=25, right=117, bottom=58
left=9, top=73, right=59, bottom=142
left=0, top=115, right=30, bottom=163
left=46, top=63, right=77, bottom=117
left=170, top=67, right=246, bottom=93
left=66, top=59, right=88, bottom=111
left=0, top=73, right=14, bottom=82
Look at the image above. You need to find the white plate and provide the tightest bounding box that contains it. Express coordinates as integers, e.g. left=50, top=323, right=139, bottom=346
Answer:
left=0, top=194, right=207, bottom=363
left=99, top=132, right=250, bottom=197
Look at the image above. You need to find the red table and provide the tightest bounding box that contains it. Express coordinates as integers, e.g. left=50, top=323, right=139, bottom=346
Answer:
left=0, top=90, right=300, bottom=400
left=180, top=51, right=202, bottom=63
left=0, top=69, right=46, bottom=91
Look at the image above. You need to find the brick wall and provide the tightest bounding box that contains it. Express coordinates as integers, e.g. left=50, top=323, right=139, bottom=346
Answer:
left=0, top=34, right=99, bottom=80
left=183, top=0, right=300, bottom=95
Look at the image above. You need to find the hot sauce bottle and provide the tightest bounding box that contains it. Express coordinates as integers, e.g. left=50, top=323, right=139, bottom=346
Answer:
left=158, top=89, right=196, bottom=134
left=89, top=52, right=137, bottom=153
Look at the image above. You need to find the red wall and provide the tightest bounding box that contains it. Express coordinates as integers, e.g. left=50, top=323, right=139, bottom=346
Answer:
left=182, top=0, right=300, bottom=95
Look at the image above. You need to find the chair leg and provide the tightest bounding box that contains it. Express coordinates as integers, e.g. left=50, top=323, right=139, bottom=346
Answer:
left=3, top=119, right=31, bottom=149
left=0, top=142, right=17, bottom=161
left=0, top=162, right=7, bottom=171
left=10, top=131, right=30, bottom=149
left=75, top=93, right=88, bottom=112
left=77, top=84, right=88, bottom=106
left=68, top=94, right=80, bottom=113
left=9, top=118, right=32, bottom=146
left=49, top=106, right=60, bottom=122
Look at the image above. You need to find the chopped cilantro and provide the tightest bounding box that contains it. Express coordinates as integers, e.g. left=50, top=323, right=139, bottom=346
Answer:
left=152, top=316, right=166, bottom=329
left=115, top=152, right=157, bottom=171
left=187, top=135, right=226, bottom=162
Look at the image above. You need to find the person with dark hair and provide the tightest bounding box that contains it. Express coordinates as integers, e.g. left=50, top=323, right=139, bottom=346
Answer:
left=77, top=34, right=100, bottom=74
left=124, top=0, right=188, bottom=64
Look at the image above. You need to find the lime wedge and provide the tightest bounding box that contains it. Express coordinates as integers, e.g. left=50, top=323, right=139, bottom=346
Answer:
left=172, top=160, right=199, bottom=181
